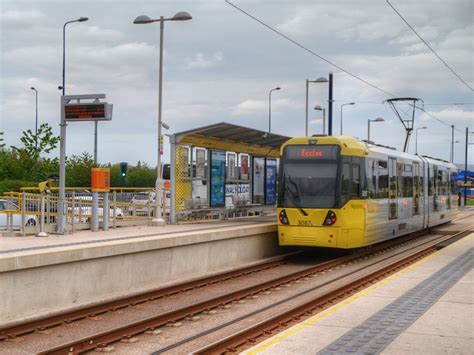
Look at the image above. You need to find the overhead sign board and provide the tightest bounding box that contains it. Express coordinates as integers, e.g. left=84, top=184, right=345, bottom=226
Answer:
left=64, top=103, right=113, bottom=121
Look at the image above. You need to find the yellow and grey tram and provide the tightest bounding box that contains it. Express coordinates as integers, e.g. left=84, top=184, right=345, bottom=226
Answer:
left=277, top=136, right=458, bottom=249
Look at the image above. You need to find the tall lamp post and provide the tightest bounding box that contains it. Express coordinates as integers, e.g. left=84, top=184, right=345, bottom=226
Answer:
left=340, top=102, right=355, bottom=135
left=268, top=87, right=280, bottom=132
left=314, top=105, right=326, bottom=135
left=367, top=117, right=384, bottom=141
left=451, top=140, right=460, bottom=163
left=305, top=77, right=328, bottom=135
left=57, top=16, right=89, bottom=235
left=415, top=126, right=427, bottom=155
left=30, top=87, right=38, bottom=149
left=134, top=11, right=192, bottom=226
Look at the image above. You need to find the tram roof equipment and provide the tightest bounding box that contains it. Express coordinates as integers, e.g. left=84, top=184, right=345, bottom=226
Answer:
left=384, top=97, right=424, bottom=153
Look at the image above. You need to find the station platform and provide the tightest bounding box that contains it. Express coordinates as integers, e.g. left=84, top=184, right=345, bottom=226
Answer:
left=245, top=232, right=474, bottom=355
left=0, top=216, right=279, bottom=326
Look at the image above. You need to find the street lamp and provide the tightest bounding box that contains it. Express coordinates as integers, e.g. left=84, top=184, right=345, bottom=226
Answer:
left=314, top=105, right=326, bottom=135
left=367, top=117, right=384, bottom=141
left=57, top=16, right=89, bottom=234
left=134, top=11, right=192, bottom=226
left=30, top=87, right=38, bottom=149
left=415, top=126, right=427, bottom=155
left=268, top=87, right=280, bottom=132
left=340, top=102, right=355, bottom=135
left=305, top=77, right=328, bottom=135
left=451, top=140, right=460, bottom=163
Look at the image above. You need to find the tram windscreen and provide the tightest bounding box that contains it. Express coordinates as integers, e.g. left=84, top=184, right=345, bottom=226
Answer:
left=279, top=145, right=340, bottom=208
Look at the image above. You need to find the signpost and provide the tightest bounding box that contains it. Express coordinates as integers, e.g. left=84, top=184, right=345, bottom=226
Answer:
left=57, top=94, right=112, bottom=234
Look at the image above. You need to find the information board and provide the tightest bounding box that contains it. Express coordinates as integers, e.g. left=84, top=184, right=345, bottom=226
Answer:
left=265, top=159, right=277, bottom=204
left=64, top=103, right=112, bottom=121
left=210, top=150, right=226, bottom=207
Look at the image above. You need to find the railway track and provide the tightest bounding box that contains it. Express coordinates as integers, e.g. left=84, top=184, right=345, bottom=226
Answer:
left=193, top=229, right=472, bottom=354
left=30, top=228, right=471, bottom=355
left=0, top=254, right=292, bottom=341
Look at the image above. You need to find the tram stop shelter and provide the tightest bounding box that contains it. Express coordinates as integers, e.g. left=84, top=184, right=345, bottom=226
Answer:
left=169, top=122, right=291, bottom=223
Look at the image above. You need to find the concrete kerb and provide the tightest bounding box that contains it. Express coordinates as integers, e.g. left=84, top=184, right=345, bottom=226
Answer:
left=0, top=223, right=281, bottom=324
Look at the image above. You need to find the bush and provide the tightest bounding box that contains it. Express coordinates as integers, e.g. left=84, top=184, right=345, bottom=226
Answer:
left=0, top=180, right=37, bottom=195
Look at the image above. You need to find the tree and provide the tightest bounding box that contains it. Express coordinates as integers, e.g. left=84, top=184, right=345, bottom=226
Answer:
left=11, top=123, right=60, bottom=161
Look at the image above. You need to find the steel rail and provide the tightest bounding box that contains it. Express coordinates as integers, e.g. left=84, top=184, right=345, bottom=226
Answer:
left=193, top=229, right=472, bottom=354
left=37, top=229, right=438, bottom=354
left=0, top=254, right=291, bottom=341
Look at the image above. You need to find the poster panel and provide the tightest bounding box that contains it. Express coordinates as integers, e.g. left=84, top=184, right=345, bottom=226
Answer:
left=196, top=149, right=206, bottom=178
left=265, top=159, right=277, bottom=204
left=253, top=157, right=265, bottom=204
left=241, top=154, right=249, bottom=180
left=227, top=153, right=236, bottom=179
left=210, top=150, right=226, bottom=207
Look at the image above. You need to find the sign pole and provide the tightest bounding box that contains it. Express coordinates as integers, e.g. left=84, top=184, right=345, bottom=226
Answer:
left=57, top=96, right=67, bottom=234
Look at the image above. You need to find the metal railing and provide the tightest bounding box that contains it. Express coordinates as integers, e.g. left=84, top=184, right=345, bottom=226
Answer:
left=0, top=189, right=169, bottom=236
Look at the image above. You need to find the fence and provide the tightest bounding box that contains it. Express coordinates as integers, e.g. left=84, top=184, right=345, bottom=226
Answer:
left=0, top=188, right=170, bottom=236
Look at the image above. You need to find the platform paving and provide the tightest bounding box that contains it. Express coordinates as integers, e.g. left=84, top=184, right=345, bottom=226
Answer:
left=0, top=215, right=276, bottom=254
left=244, top=233, right=474, bottom=355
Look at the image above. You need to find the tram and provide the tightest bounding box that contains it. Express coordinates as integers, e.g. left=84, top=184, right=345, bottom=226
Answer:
left=277, top=136, right=458, bottom=249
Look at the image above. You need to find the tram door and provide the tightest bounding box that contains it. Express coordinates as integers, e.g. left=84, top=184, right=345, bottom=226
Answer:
left=388, top=157, right=398, bottom=219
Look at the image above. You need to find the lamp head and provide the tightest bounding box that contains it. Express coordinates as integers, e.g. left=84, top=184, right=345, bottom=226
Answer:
left=275, top=87, right=281, bottom=90
left=30, top=87, right=35, bottom=90
left=315, top=77, right=329, bottom=83
left=171, top=11, right=192, bottom=21
left=133, top=15, right=154, bottom=24
left=373, top=117, right=384, bottom=122
left=314, top=105, right=323, bottom=111
left=348, top=102, right=355, bottom=105
left=78, top=17, right=88, bottom=22
left=161, top=122, right=170, bottom=130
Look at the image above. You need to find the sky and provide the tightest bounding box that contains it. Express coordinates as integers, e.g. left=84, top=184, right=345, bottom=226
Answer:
left=1, top=0, right=473, bottom=166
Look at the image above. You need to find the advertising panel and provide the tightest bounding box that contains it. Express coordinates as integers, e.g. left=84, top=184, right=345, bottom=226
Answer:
left=265, top=159, right=277, bottom=204
left=241, top=154, right=249, bottom=180
left=253, top=157, right=265, bottom=204
left=196, top=149, right=206, bottom=178
left=210, top=150, right=226, bottom=207
left=227, top=153, right=236, bottom=179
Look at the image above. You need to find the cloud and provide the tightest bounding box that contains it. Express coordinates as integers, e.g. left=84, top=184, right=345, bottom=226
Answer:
left=231, top=98, right=300, bottom=116
left=186, top=51, right=223, bottom=69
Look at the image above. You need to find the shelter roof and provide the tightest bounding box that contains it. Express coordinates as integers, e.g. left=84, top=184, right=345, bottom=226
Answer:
left=171, top=122, right=291, bottom=157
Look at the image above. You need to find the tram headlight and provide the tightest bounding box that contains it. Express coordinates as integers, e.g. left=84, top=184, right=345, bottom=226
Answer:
left=278, top=209, right=289, bottom=225
left=323, top=210, right=337, bottom=226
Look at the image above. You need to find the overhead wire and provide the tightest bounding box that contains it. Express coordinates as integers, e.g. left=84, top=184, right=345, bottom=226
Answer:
left=386, top=0, right=474, bottom=92
left=225, top=0, right=466, bottom=134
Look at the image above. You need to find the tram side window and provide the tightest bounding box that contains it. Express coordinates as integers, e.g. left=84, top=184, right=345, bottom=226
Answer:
left=450, top=171, right=457, bottom=194
left=341, top=161, right=352, bottom=203
left=397, top=163, right=404, bottom=197
left=437, top=169, right=444, bottom=195
left=402, top=164, right=413, bottom=197
left=441, top=170, right=448, bottom=195
left=352, top=162, right=360, bottom=197
left=367, top=159, right=377, bottom=198
left=378, top=161, right=388, bottom=198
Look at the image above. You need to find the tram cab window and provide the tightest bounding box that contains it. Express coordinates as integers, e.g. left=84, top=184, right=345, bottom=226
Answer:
left=378, top=161, right=388, bottom=198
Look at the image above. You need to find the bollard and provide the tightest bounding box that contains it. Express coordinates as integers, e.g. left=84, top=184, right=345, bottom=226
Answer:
left=103, top=192, right=109, bottom=231
left=37, top=195, right=49, bottom=237
left=113, top=190, right=117, bottom=229
left=91, top=191, right=99, bottom=232
left=71, top=191, right=76, bottom=233
left=21, top=192, right=26, bottom=237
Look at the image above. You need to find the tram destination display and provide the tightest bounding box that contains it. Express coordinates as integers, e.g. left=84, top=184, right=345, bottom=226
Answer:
left=64, top=103, right=113, bottom=122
